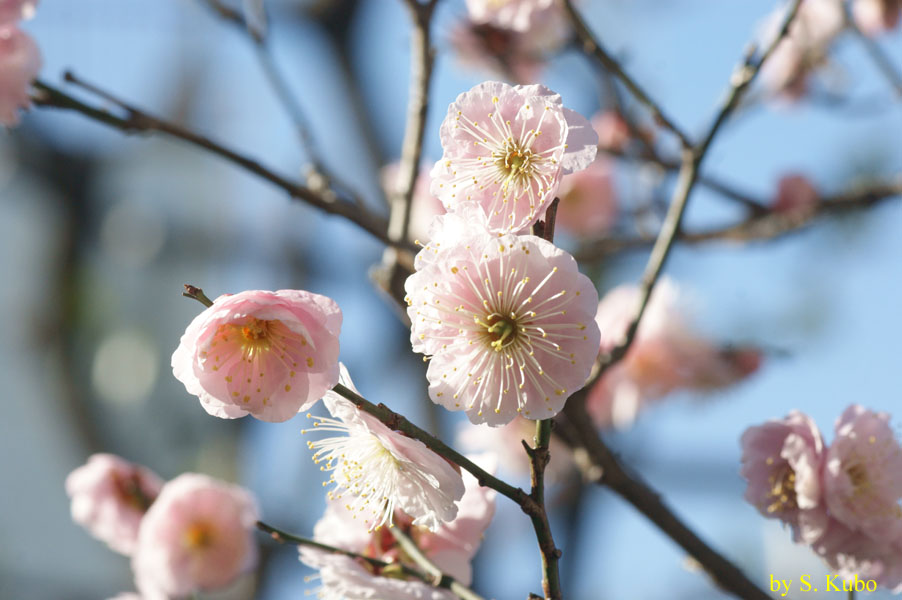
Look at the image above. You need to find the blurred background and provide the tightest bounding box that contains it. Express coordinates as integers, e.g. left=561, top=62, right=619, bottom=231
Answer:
left=2, top=0, right=901, bottom=598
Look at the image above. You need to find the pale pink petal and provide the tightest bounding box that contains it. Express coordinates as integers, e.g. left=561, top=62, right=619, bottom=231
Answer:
left=0, top=0, right=36, bottom=24
left=823, top=405, right=902, bottom=543
left=65, top=454, right=163, bottom=556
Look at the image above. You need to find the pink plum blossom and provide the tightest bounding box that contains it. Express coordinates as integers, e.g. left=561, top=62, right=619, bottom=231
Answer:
left=465, top=0, right=561, bottom=32
left=739, top=411, right=829, bottom=543
left=405, top=226, right=600, bottom=425
left=759, top=0, right=845, bottom=101
left=381, top=161, right=445, bottom=244
left=299, top=455, right=496, bottom=598
left=449, top=10, right=570, bottom=83
left=0, top=24, right=40, bottom=127
left=171, top=289, right=341, bottom=423
left=773, top=173, right=818, bottom=214
left=853, top=0, right=901, bottom=34
left=587, top=279, right=761, bottom=429
left=132, top=473, right=259, bottom=600
left=0, top=0, right=36, bottom=25
left=823, top=405, right=902, bottom=543
left=431, top=81, right=597, bottom=234
left=65, top=454, right=163, bottom=555
left=554, top=156, right=618, bottom=237
left=304, top=364, right=465, bottom=532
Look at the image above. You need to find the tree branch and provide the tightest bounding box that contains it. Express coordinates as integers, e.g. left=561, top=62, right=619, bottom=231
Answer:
left=559, top=403, right=773, bottom=600
left=561, top=0, right=692, bottom=148
left=389, top=0, right=439, bottom=243
left=583, top=0, right=805, bottom=390
left=573, top=178, right=902, bottom=261
left=31, top=75, right=413, bottom=252
left=523, top=419, right=562, bottom=600
left=331, top=383, right=534, bottom=509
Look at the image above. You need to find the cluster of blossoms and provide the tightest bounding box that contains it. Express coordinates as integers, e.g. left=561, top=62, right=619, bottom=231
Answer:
left=66, top=455, right=259, bottom=599
left=741, top=406, right=902, bottom=592
left=587, top=278, right=762, bottom=429
left=408, top=80, right=602, bottom=426
left=760, top=0, right=901, bottom=102
left=300, top=455, right=496, bottom=599
left=0, top=0, right=40, bottom=126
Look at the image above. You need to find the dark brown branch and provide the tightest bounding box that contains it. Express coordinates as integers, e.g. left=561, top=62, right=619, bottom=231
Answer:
left=331, top=384, right=533, bottom=508
left=561, top=0, right=692, bottom=148
left=31, top=76, right=413, bottom=252
left=560, top=402, right=772, bottom=600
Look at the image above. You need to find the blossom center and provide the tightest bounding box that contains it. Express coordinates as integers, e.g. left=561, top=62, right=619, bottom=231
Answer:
left=494, top=142, right=538, bottom=190
left=846, top=462, right=868, bottom=489
left=238, top=318, right=272, bottom=355
left=482, top=313, right=519, bottom=351
left=766, top=465, right=798, bottom=513
left=183, top=521, right=215, bottom=550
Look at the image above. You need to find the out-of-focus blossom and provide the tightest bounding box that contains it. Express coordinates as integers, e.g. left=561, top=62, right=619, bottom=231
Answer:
left=587, top=279, right=761, bottom=429
left=381, top=161, right=445, bottom=244
left=0, top=0, right=36, bottom=24
left=107, top=594, right=141, bottom=600
left=739, top=411, right=829, bottom=543
left=431, top=81, right=597, bottom=234
left=0, top=24, right=40, bottom=127
left=66, top=454, right=163, bottom=556
left=465, top=0, right=559, bottom=32
left=299, top=455, right=496, bottom=598
left=759, top=0, right=845, bottom=101
left=812, top=518, right=902, bottom=593
left=304, top=364, right=465, bottom=532
left=171, top=289, right=341, bottom=423
left=592, top=111, right=632, bottom=153
left=823, top=405, right=902, bottom=543
left=853, top=0, right=901, bottom=34
left=773, top=173, right=819, bottom=214
left=406, top=224, right=600, bottom=426
left=555, top=156, right=618, bottom=237
left=449, top=9, right=570, bottom=83
left=456, top=418, right=573, bottom=480
left=132, top=474, right=259, bottom=600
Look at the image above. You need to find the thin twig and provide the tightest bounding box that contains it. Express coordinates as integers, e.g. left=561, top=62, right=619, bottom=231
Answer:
left=843, top=2, right=902, bottom=99
left=604, top=147, right=769, bottom=214
left=573, top=178, right=902, bottom=261
left=31, top=76, right=411, bottom=252
left=561, top=0, right=692, bottom=148
left=560, top=402, right=773, bottom=600
left=584, top=0, right=805, bottom=390
left=182, top=284, right=214, bottom=307
left=389, top=528, right=486, bottom=600
left=389, top=0, right=439, bottom=243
